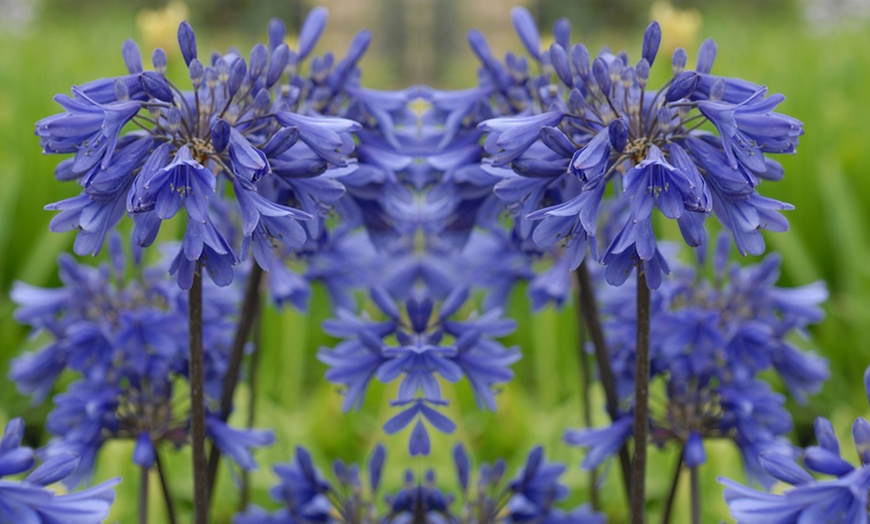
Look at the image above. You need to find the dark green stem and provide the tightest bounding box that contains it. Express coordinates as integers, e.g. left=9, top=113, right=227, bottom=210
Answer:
left=631, top=267, right=651, bottom=524
left=139, top=465, right=149, bottom=524
left=659, top=451, right=683, bottom=524
left=155, top=452, right=179, bottom=524
left=206, top=264, right=264, bottom=501
left=189, top=268, right=209, bottom=523
left=690, top=465, right=700, bottom=524
left=241, top=319, right=263, bottom=511
left=575, top=263, right=633, bottom=501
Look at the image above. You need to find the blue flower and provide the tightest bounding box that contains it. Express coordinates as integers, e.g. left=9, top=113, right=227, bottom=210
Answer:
left=0, top=418, right=120, bottom=524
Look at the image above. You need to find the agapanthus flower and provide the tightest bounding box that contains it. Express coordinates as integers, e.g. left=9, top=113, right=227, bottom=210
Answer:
left=318, top=285, right=519, bottom=455
left=235, top=443, right=604, bottom=523
left=476, top=8, right=801, bottom=288
left=720, top=366, right=870, bottom=523
left=564, top=236, right=827, bottom=488
left=0, top=418, right=119, bottom=523
left=37, top=9, right=363, bottom=289
left=9, top=235, right=273, bottom=485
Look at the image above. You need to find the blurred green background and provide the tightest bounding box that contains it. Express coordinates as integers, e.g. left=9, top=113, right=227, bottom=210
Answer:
left=1, top=0, right=869, bottom=521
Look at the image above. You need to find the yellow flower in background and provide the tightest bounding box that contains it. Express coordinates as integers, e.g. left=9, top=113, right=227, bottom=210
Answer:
left=650, top=1, right=701, bottom=54
left=136, top=1, right=189, bottom=53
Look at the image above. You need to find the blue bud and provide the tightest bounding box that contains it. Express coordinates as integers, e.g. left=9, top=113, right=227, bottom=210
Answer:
left=608, top=58, right=623, bottom=85
left=636, top=58, right=650, bottom=88
left=621, top=65, right=636, bottom=88
left=216, top=57, right=230, bottom=84
left=298, top=6, right=328, bottom=60
left=759, top=452, right=813, bottom=486
left=665, top=71, right=699, bottom=102
left=696, top=38, right=717, bottom=74
left=211, top=119, right=230, bottom=153
left=672, top=47, right=687, bottom=75
left=642, top=21, right=662, bottom=66
left=683, top=431, right=706, bottom=467
left=554, top=18, right=571, bottom=50
left=266, top=43, right=290, bottom=87
left=189, top=58, right=204, bottom=89
left=608, top=119, right=628, bottom=153
left=228, top=58, right=247, bottom=97
left=249, top=44, right=268, bottom=79
left=152, top=48, right=167, bottom=75
left=853, top=418, right=870, bottom=465
left=568, top=87, right=586, bottom=113
left=204, top=66, right=218, bottom=90
left=541, top=126, right=575, bottom=158
left=511, top=6, right=541, bottom=60
left=814, top=417, right=840, bottom=454
left=133, top=432, right=156, bottom=467
left=139, top=71, right=174, bottom=102
left=369, top=444, right=386, bottom=493
left=592, top=57, right=611, bottom=95
left=166, top=107, right=182, bottom=134
left=177, top=21, right=197, bottom=67
left=549, top=43, right=573, bottom=87
left=122, top=39, right=143, bottom=74
left=252, top=88, right=271, bottom=115
left=453, top=444, right=470, bottom=492
left=263, top=126, right=298, bottom=157
left=571, top=44, right=589, bottom=80
left=268, top=18, right=285, bottom=51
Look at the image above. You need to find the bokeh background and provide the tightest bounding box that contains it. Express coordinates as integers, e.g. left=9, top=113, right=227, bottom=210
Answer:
left=1, top=0, right=869, bottom=521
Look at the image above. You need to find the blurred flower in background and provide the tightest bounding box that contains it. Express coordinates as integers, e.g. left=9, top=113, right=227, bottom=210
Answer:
left=136, top=1, right=189, bottom=53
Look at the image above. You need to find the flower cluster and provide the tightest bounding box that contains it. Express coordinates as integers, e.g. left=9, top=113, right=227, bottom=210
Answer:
left=235, top=444, right=605, bottom=523
left=564, top=236, right=828, bottom=487
left=318, top=286, right=519, bottom=455
left=473, top=7, right=801, bottom=289
left=721, top=366, right=870, bottom=522
left=0, top=418, right=119, bottom=523
left=10, top=234, right=273, bottom=485
left=37, top=9, right=365, bottom=290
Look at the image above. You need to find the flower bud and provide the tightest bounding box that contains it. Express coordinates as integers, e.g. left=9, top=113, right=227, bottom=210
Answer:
left=177, top=21, right=197, bottom=67
left=152, top=48, right=167, bottom=75
left=122, top=38, right=143, bottom=74
left=228, top=58, right=247, bottom=98
left=139, top=71, right=174, bottom=102
left=665, top=71, right=700, bottom=102
left=592, top=57, right=611, bottom=95
left=189, top=58, right=204, bottom=89
left=642, top=21, right=662, bottom=66
left=211, top=119, right=230, bottom=153
left=249, top=43, right=268, bottom=80
left=608, top=118, right=628, bottom=153
left=549, top=43, right=573, bottom=87
left=672, top=47, right=687, bottom=75
left=571, top=44, right=590, bottom=79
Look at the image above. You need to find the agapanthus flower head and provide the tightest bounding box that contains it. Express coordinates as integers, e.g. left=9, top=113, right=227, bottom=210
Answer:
left=0, top=418, right=120, bottom=523
left=38, top=8, right=366, bottom=289
left=318, top=285, right=519, bottom=455
left=565, top=238, right=827, bottom=487
left=10, top=235, right=273, bottom=485
left=720, top=365, right=870, bottom=523
left=476, top=7, right=802, bottom=288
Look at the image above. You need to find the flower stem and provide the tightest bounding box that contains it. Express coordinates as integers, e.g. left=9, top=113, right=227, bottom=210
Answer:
left=659, top=451, right=683, bottom=524
left=241, top=319, right=263, bottom=512
left=690, top=465, right=700, bottom=524
left=631, top=267, right=651, bottom=524
left=139, top=465, right=149, bottom=524
left=574, top=263, right=633, bottom=501
left=189, top=267, right=209, bottom=523
left=580, top=337, right=601, bottom=511
left=155, top=452, right=179, bottom=524
left=206, top=264, right=264, bottom=500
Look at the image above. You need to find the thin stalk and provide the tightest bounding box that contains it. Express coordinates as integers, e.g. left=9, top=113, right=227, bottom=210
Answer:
left=139, top=466, right=149, bottom=524
left=241, top=318, right=263, bottom=511
left=155, top=452, right=179, bottom=524
left=659, top=452, right=683, bottom=524
left=575, top=296, right=599, bottom=510
left=189, top=267, right=209, bottom=523
left=690, top=466, right=700, bottom=524
left=206, top=264, right=264, bottom=502
left=631, top=267, right=651, bottom=524
left=574, top=263, right=633, bottom=501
